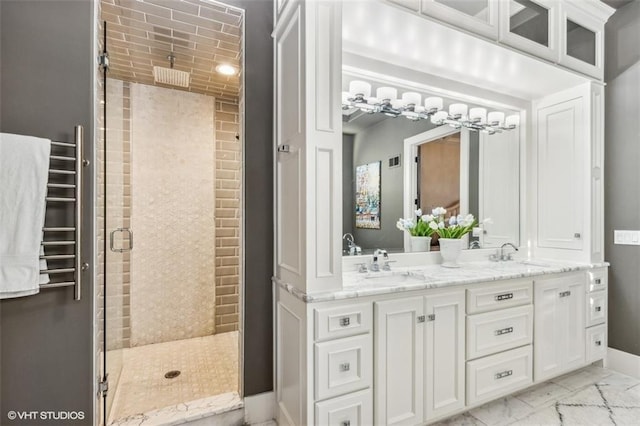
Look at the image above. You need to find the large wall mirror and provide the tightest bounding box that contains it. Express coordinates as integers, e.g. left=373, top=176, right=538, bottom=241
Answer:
left=341, top=75, right=521, bottom=255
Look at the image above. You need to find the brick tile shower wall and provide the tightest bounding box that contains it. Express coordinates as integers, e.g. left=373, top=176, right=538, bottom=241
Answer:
left=214, top=99, right=241, bottom=333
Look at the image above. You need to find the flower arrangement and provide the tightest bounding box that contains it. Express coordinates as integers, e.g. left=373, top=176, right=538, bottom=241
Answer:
left=428, top=207, right=478, bottom=239
left=396, top=209, right=436, bottom=237
left=398, top=207, right=486, bottom=239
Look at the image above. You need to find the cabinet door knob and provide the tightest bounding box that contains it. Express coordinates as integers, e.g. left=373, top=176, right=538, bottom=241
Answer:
left=574, top=233, right=581, bottom=239
left=417, top=315, right=425, bottom=323
left=559, top=291, right=571, bottom=298
left=427, top=314, right=436, bottom=321
left=595, top=340, right=602, bottom=346
left=339, top=317, right=351, bottom=327
left=341, top=421, right=351, bottom=426
left=339, top=362, right=350, bottom=372
left=595, top=278, right=601, bottom=284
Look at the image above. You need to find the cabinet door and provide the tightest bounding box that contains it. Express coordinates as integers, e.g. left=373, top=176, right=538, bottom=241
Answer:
left=534, top=274, right=586, bottom=381
left=425, top=291, right=466, bottom=422
left=537, top=97, right=585, bottom=250
left=499, top=0, right=559, bottom=62
left=534, top=276, right=564, bottom=381
left=374, top=298, right=424, bottom=426
left=563, top=277, right=586, bottom=371
left=559, top=2, right=603, bottom=80
left=420, top=0, right=499, bottom=40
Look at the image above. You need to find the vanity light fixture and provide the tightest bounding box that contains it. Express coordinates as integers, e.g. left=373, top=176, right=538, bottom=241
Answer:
left=342, top=80, right=519, bottom=134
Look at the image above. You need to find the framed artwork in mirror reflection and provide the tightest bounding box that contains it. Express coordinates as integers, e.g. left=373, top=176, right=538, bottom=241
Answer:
left=355, top=161, right=381, bottom=229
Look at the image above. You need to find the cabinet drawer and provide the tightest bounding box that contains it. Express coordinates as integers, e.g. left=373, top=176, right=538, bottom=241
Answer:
left=466, top=280, right=533, bottom=314
left=588, top=269, right=608, bottom=293
left=466, top=345, right=533, bottom=406
left=315, top=334, right=372, bottom=401
left=467, top=305, right=533, bottom=360
left=586, top=324, right=607, bottom=363
left=587, top=291, right=607, bottom=327
left=315, top=303, right=372, bottom=341
left=315, top=389, right=373, bottom=426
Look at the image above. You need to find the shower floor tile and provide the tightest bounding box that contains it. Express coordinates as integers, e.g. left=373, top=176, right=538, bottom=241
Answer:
left=108, top=331, right=239, bottom=424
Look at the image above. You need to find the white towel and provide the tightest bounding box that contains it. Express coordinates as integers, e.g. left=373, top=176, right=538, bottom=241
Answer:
left=0, top=133, right=51, bottom=299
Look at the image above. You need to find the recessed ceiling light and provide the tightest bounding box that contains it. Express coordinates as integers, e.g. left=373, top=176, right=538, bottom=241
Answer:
left=215, top=64, right=237, bottom=76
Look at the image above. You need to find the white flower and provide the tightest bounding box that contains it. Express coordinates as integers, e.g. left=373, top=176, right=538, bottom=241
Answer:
left=432, top=207, right=447, bottom=216
left=422, top=214, right=434, bottom=222
left=429, top=221, right=439, bottom=230
left=460, top=213, right=475, bottom=227
left=415, top=208, right=422, bottom=217
left=396, top=220, right=405, bottom=231
left=438, top=221, right=445, bottom=229
left=449, top=216, right=457, bottom=225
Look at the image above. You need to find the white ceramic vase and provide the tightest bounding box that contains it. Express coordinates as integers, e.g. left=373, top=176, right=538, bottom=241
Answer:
left=410, top=236, right=432, bottom=252
left=439, top=238, right=463, bottom=268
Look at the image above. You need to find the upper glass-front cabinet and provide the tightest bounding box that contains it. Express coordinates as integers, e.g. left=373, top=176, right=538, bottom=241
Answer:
left=385, top=0, right=613, bottom=81
left=559, top=2, right=604, bottom=79
left=420, top=0, right=500, bottom=39
left=499, top=0, right=559, bottom=62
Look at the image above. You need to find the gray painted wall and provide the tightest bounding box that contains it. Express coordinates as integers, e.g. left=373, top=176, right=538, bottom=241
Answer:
left=0, top=1, right=95, bottom=424
left=342, top=134, right=355, bottom=251
left=224, top=0, right=274, bottom=396
left=604, top=1, right=640, bottom=356
left=351, top=118, right=435, bottom=252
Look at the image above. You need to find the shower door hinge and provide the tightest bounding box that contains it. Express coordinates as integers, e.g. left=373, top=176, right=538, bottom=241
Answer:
left=98, top=375, right=109, bottom=397
left=98, top=53, right=110, bottom=71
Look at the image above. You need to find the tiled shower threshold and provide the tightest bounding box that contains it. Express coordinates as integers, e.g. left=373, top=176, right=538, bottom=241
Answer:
left=109, top=391, right=243, bottom=426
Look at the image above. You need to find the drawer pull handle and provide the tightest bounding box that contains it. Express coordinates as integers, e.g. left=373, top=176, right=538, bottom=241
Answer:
left=339, top=362, right=350, bottom=372
left=559, top=291, right=571, bottom=298
left=495, top=326, right=514, bottom=336
left=495, top=293, right=514, bottom=301
left=427, top=314, right=436, bottom=321
left=417, top=315, right=425, bottom=323
left=339, top=317, right=351, bottom=327
left=574, top=233, right=581, bottom=239
left=495, top=370, right=513, bottom=380
left=595, top=306, right=602, bottom=312
left=341, top=422, right=351, bottom=426
left=595, top=278, right=602, bottom=284
left=595, top=340, right=602, bottom=346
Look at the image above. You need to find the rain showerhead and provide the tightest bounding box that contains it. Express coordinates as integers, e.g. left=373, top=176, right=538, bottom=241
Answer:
left=153, top=53, right=190, bottom=88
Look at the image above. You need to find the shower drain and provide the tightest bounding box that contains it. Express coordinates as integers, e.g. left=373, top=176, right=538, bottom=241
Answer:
left=164, top=370, right=181, bottom=379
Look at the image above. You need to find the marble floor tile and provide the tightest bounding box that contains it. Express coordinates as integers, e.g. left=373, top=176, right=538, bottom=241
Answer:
left=597, top=372, right=640, bottom=391
left=434, top=412, right=486, bottom=425
left=514, top=382, right=572, bottom=408
left=509, top=405, right=561, bottom=426
left=557, top=404, right=614, bottom=425
left=468, top=396, right=533, bottom=426
left=552, top=367, right=613, bottom=391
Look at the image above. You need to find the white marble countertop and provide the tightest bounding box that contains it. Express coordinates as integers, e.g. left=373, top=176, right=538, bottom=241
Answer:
left=275, top=259, right=609, bottom=303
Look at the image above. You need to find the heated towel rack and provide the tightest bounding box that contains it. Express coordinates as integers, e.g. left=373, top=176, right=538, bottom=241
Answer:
left=40, top=125, right=88, bottom=300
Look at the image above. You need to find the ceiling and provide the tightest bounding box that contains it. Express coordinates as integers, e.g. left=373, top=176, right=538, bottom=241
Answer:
left=601, top=0, right=634, bottom=9
left=101, top=0, right=242, bottom=100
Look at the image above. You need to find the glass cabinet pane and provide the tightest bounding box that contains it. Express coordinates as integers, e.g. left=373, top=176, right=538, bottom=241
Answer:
left=509, top=0, right=549, bottom=47
left=566, top=19, right=596, bottom=65
left=434, top=0, right=490, bottom=22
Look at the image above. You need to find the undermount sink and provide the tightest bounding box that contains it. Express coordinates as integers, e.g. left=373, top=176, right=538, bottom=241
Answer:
left=364, top=271, right=424, bottom=284
left=518, top=260, right=551, bottom=267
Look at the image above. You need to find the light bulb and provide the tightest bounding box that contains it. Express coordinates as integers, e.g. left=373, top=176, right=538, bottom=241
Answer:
left=469, top=107, right=487, bottom=124
left=376, top=87, right=398, bottom=102
left=488, top=111, right=505, bottom=127
left=424, top=97, right=443, bottom=112
left=505, top=114, right=520, bottom=128
left=431, top=110, right=448, bottom=124
left=349, top=80, right=372, bottom=98
left=449, top=103, right=468, bottom=119
left=401, top=92, right=421, bottom=108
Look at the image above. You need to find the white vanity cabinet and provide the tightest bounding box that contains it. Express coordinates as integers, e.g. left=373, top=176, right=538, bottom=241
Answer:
left=533, top=272, right=586, bottom=382
left=374, top=291, right=465, bottom=425
left=585, top=268, right=608, bottom=363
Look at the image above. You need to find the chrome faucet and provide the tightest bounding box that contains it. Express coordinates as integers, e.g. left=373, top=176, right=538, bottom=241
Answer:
left=469, top=241, right=481, bottom=249
left=371, top=249, right=388, bottom=272
left=342, top=233, right=362, bottom=256
left=489, top=243, right=519, bottom=261
left=501, top=243, right=519, bottom=260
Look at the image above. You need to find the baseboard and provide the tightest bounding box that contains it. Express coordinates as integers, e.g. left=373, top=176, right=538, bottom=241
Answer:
left=244, top=391, right=275, bottom=424
left=607, top=347, right=640, bottom=379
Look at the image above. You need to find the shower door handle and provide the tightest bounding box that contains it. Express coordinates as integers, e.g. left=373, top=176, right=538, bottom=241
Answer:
left=110, top=228, right=133, bottom=253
